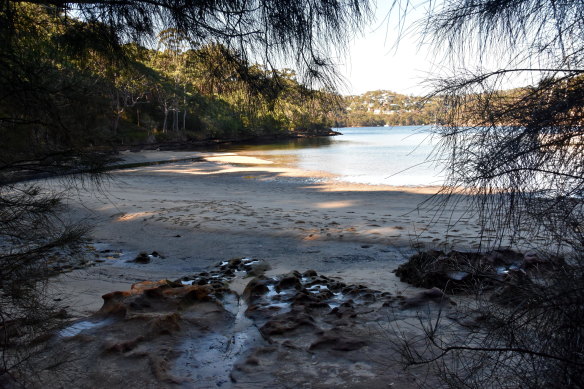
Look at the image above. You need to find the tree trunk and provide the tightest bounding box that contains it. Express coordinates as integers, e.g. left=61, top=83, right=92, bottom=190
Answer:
left=114, top=113, right=121, bottom=134
left=112, top=89, right=121, bottom=134
left=182, top=89, right=187, bottom=131
left=183, top=110, right=187, bottom=131
left=163, top=105, right=168, bottom=133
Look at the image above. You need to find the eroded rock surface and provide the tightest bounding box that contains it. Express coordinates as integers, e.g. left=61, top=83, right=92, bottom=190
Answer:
left=30, top=257, right=453, bottom=388
left=394, top=248, right=565, bottom=295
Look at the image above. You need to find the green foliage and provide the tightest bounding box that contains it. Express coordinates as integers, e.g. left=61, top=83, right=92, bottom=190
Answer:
left=0, top=4, right=343, bottom=160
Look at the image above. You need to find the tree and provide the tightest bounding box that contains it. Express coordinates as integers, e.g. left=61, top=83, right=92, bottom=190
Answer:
left=0, top=0, right=373, bottom=385
left=391, top=1, right=584, bottom=387
left=2, top=0, right=372, bottom=88
left=415, top=0, right=584, bottom=250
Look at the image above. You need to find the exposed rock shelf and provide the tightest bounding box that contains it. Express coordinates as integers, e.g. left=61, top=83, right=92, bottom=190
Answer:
left=31, top=256, right=462, bottom=388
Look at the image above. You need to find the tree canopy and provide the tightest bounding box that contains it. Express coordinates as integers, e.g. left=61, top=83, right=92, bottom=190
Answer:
left=2, top=0, right=372, bottom=87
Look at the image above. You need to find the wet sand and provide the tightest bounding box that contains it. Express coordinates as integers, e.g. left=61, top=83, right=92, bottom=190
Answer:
left=45, top=149, right=490, bottom=317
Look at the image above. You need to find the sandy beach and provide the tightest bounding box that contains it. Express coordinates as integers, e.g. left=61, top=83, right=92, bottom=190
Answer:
left=31, top=149, right=534, bottom=388
left=47, top=149, right=490, bottom=315
left=47, top=150, right=489, bottom=315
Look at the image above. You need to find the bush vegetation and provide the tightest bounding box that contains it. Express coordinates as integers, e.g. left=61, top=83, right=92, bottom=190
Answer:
left=390, top=0, right=584, bottom=387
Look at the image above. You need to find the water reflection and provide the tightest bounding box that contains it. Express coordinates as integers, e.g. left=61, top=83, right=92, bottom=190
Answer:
left=210, top=126, right=443, bottom=186
left=253, top=153, right=300, bottom=168
left=222, top=136, right=335, bottom=152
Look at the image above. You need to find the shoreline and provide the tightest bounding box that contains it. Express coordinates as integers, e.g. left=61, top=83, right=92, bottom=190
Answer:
left=0, top=131, right=341, bottom=185
left=47, top=149, right=494, bottom=318
left=115, top=149, right=446, bottom=194
left=120, top=129, right=343, bottom=152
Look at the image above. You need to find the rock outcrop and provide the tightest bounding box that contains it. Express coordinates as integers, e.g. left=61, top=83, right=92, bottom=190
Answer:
left=31, top=257, right=453, bottom=388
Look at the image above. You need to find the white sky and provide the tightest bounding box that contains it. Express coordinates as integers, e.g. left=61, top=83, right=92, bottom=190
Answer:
left=338, top=2, right=537, bottom=97
left=338, top=2, right=438, bottom=96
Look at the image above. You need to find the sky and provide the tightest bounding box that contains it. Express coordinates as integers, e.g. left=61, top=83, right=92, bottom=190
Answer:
left=338, top=3, right=438, bottom=97
left=338, top=2, right=536, bottom=97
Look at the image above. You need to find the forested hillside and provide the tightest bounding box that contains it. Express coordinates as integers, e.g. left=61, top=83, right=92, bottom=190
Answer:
left=0, top=4, right=342, bottom=160
left=334, top=84, right=578, bottom=128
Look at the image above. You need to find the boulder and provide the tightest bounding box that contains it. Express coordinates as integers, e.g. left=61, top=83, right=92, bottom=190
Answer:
left=485, top=249, right=523, bottom=267
left=395, top=250, right=505, bottom=293
left=99, top=283, right=212, bottom=317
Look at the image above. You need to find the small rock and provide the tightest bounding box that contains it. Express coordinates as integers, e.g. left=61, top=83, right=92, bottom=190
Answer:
left=277, top=275, right=301, bottom=291
left=133, top=252, right=150, bottom=264
left=242, top=278, right=271, bottom=301
left=302, top=270, right=318, bottom=277
left=245, top=356, right=259, bottom=366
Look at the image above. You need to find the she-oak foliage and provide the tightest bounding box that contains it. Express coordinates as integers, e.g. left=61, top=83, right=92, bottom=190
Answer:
left=393, top=1, right=584, bottom=387
left=0, top=0, right=370, bottom=384
left=419, top=0, right=584, bottom=248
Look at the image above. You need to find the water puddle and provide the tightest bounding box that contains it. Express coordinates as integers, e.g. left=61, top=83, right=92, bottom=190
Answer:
left=495, top=264, right=523, bottom=276
left=247, top=272, right=379, bottom=321
left=172, top=292, right=262, bottom=388
left=58, top=318, right=114, bottom=338
left=88, top=242, right=139, bottom=264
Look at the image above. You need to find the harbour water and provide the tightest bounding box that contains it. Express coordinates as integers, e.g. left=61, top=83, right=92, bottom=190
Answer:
left=231, top=126, right=446, bottom=186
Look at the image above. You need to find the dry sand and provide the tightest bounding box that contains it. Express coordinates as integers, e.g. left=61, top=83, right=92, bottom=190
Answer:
left=47, top=149, right=494, bottom=316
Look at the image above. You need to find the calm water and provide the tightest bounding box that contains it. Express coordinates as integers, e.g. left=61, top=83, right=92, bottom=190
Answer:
left=230, top=126, right=446, bottom=186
